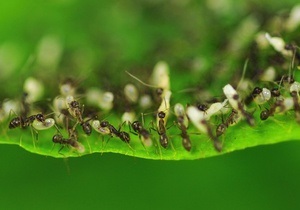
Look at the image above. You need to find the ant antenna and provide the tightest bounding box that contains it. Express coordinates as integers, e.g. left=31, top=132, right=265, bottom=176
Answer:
left=125, top=71, right=160, bottom=88
left=237, top=58, right=249, bottom=91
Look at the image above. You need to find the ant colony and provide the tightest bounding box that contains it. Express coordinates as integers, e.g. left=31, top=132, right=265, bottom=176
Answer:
left=1, top=27, right=300, bottom=157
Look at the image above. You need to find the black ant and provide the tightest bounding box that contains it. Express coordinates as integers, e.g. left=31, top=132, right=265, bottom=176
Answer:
left=52, top=128, right=85, bottom=154
left=9, top=115, right=36, bottom=129
left=67, top=99, right=94, bottom=135
left=174, top=104, right=191, bottom=152
left=100, top=121, right=131, bottom=143
left=131, top=121, right=152, bottom=147
left=157, top=111, right=169, bottom=148
left=291, top=91, right=300, bottom=123
left=216, top=109, right=238, bottom=137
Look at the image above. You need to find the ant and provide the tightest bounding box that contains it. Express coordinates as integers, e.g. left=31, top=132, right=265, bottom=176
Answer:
left=9, top=115, right=36, bottom=129
left=131, top=120, right=152, bottom=147
left=52, top=128, right=85, bottom=154
left=100, top=121, right=131, bottom=143
left=174, top=103, right=191, bottom=152
left=216, top=109, right=238, bottom=137
left=156, top=111, right=169, bottom=148
left=66, top=98, right=94, bottom=135
left=186, top=106, right=222, bottom=152
left=223, top=84, right=255, bottom=126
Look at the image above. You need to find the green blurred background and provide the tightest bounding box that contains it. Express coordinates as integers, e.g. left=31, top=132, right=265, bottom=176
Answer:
left=1, top=0, right=300, bottom=209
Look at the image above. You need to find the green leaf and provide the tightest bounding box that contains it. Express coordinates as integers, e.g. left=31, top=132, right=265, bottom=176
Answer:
left=1, top=1, right=300, bottom=160
left=1, top=106, right=300, bottom=160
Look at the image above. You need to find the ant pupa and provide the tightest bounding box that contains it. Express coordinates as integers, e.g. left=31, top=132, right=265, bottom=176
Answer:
left=285, top=4, right=300, bottom=32
left=124, top=83, right=139, bottom=104
left=23, top=77, right=45, bottom=104
left=91, top=119, right=111, bottom=135
left=186, top=106, right=222, bottom=152
left=259, top=66, right=276, bottom=82
left=138, top=94, right=153, bottom=110
left=0, top=99, right=20, bottom=123
left=131, top=121, right=152, bottom=147
left=150, top=61, right=170, bottom=92
left=85, top=88, right=114, bottom=111
left=121, top=110, right=136, bottom=126
left=265, top=33, right=293, bottom=57
left=52, top=96, right=68, bottom=126
left=290, top=81, right=300, bottom=122
left=52, top=128, right=85, bottom=154
left=251, top=87, right=271, bottom=105
left=223, top=84, right=255, bottom=126
left=174, top=103, right=191, bottom=152
left=59, top=78, right=77, bottom=97
left=126, top=61, right=170, bottom=100
left=31, top=113, right=56, bottom=131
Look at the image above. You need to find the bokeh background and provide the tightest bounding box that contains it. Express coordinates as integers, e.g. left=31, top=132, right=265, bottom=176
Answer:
left=1, top=0, right=300, bottom=209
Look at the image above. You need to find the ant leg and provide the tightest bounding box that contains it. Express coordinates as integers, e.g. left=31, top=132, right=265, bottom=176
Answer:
left=29, top=126, right=37, bottom=149
left=149, top=121, right=162, bottom=159
left=58, top=145, right=66, bottom=156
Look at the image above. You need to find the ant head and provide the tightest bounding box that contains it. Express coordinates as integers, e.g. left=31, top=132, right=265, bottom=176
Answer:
left=252, top=87, right=262, bottom=96
left=260, top=110, right=269, bottom=120
left=157, top=111, right=165, bottom=119
left=233, top=94, right=239, bottom=100
left=52, top=134, right=63, bottom=143
left=70, top=101, right=79, bottom=108
left=271, top=88, right=280, bottom=97
left=131, top=121, right=141, bottom=131
left=290, top=91, right=298, bottom=97
left=156, top=88, right=164, bottom=96
left=100, top=121, right=109, bottom=127
left=197, top=104, right=208, bottom=112
left=35, top=113, right=45, bottom=122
